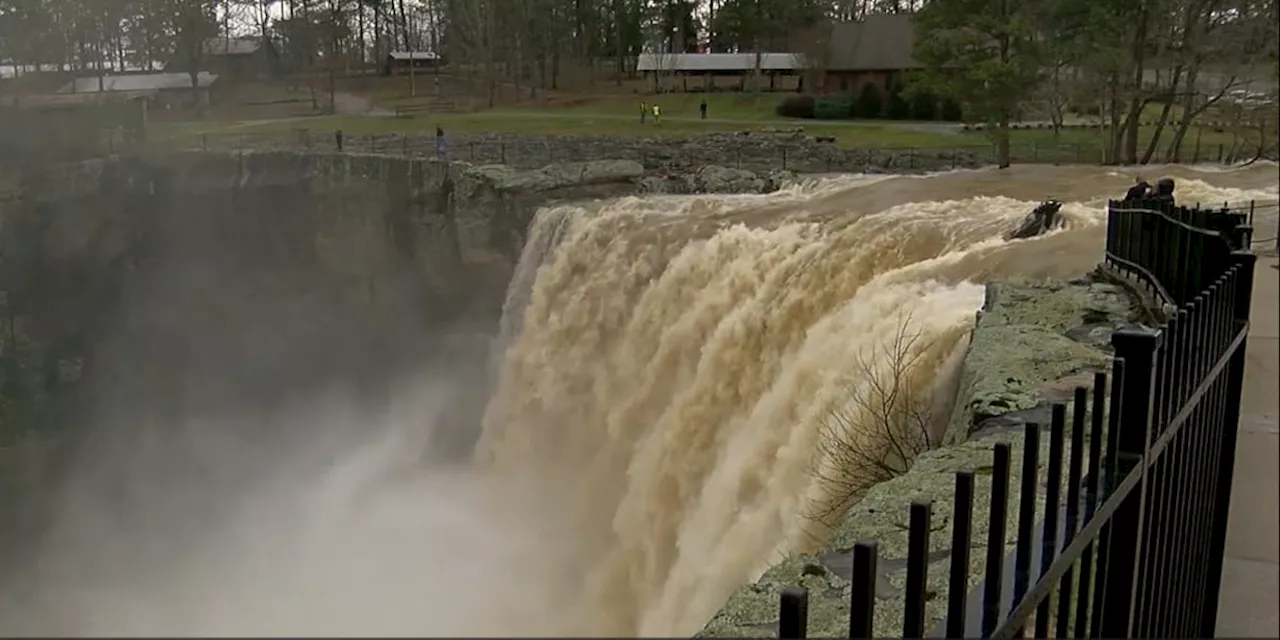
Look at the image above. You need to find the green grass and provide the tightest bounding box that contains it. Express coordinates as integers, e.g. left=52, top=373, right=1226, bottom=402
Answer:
left=150, top=89, right=1260, bottom=161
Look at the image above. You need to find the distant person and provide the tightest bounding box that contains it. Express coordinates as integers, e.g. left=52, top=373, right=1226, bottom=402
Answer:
left=640, top=101, right=647, bottom=124
left=1150, top=177, right=1176, bottom=205
left=1123, top=176, right=1151, bottom=202
left=699, top=98, right=708, bottom=120
left=652, top=103, right=662, bottom=125
left=435, top=125, right=445, bottom=157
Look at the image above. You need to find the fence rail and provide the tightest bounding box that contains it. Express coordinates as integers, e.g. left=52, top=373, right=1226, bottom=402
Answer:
left=773, top=200, right=1258, bottom=638
left=103, top=127, right=1273, bottom=173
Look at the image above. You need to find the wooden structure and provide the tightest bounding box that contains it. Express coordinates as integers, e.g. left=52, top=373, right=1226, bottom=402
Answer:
left=819, top=14, right=922, bottom=95
left=0, top=92, right=148, bottom=161
left=57, top=72, right=222, bottom=110
left=199, top=37, right=280, bottom=79
left=383, top=51, right=445, bottom=76
left=635, top=52, right=805, bottom=92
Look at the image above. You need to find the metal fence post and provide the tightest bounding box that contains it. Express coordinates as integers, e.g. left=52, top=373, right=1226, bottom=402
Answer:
left=1095, top=327, right=1162, bottom=638
left=1197, top=250, right=1257, bottom=636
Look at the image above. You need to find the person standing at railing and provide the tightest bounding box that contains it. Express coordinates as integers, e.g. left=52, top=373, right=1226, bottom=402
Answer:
left=1151, top=177, right=1176, bottom=205
left=1123, top=175, right=1152, bottom=201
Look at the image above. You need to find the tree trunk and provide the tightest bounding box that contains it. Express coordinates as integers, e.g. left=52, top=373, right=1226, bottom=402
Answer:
left=1164, top=66, right=1199, bottom=162
left=358, top=3, right=367, bottom=67
left=397, top=0, right=410, bottom=50
left=996, top=109, right=1011, bottom=168
left=1120, top=6, right=1150, bottom=165
left=1140, top=66, right=1183, bottom=164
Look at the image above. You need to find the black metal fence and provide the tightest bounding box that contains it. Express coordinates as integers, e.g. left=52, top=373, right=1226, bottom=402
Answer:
left=774, top=201, right=1258, bottom=638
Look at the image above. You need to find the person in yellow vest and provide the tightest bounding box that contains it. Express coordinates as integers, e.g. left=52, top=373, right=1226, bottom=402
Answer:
left=652, top=103, right=662, bottom=125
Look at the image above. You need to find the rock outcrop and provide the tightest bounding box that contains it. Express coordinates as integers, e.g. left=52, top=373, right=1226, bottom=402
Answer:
left=700, top=273, right=1143, bottom=638
left=943, top=274, right=1138, bottom=444
left=639, top=165, right=796, bottom=194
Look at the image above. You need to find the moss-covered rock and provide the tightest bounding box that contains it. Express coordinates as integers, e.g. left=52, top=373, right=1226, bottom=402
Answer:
left=943, top=277, right=1138, bottom=445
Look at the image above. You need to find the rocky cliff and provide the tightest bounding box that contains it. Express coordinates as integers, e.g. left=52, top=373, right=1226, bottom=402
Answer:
left=0, top=151, right=693, bottom=565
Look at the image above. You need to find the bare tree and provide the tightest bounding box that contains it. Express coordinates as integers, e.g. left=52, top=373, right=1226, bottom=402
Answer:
left=805, top=315, right=944, bottom=527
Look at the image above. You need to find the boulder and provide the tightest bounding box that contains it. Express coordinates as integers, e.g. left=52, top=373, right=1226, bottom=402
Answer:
left=638, top=165, right=794, bottom=195
left=1004, top=200, right=1064, bottom=241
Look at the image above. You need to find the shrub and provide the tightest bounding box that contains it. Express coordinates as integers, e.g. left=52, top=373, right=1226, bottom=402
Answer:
left=884, top=88, right=911, bottom=119
left=853, top=83, right=883, bottom=118
left=939, top=98, right=964, bottom=121
left=910, top=91, right=938, bottom=120
left=813, top=93, right=855, bottom=120
left=776, top=94, right=816, bottom=119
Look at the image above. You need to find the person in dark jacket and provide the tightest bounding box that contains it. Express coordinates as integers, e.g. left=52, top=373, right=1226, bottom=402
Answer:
left=1123, top=176, right=1151, bottom=201
left=1150, top=177, right=1176, bottom=205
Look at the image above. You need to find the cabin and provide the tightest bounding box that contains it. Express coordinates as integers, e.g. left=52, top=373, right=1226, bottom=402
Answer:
left=200, top=37, right=280, bottom=79
left=635, top=52, right=806, bottom=92
left=57, top=72, right=222, bottom=110
left=819, top=14, right=922, bottom=96
left=382, top=51, right=445, bottom=76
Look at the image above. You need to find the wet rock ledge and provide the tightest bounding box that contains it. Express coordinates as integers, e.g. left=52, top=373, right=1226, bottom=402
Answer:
left=699, top=272, right=1143, bottom=638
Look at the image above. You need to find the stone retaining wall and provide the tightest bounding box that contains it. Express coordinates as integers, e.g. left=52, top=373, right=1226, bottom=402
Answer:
left=202, top=131, right=1012, bottom=174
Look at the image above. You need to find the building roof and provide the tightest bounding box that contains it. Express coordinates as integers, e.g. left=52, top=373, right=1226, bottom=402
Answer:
left=388, top=51, right=441, bottom=61
left=636, top=52, right=806, bottom=72
left=204, top=37, right=263, bottom=56
left=58, top=72, right=219, bottom=93
left=827, top=14, right=921, bottom=71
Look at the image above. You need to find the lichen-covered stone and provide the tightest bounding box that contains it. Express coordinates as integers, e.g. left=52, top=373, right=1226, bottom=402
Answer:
left=943, top=277, right=1137, bottom=444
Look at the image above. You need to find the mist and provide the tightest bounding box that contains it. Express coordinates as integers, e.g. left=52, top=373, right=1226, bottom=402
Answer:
left=0, top=184, right=572, bottom=636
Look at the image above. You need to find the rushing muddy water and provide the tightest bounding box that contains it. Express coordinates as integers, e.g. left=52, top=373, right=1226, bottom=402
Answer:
left=2, top=162, right=1276, bottom=637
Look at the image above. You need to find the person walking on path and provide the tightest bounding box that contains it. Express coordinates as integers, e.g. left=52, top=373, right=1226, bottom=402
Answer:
left=639, top=101, right=647, bottom=123
left=699, top=98, right=708, bottom=120
left=435, top=125, right=445, bottom=157
left=652, top=103, right=662, bottom=126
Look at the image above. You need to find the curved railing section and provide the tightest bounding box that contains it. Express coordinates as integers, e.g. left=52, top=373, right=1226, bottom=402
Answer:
left=1103, top=200, right=1253, bottom=307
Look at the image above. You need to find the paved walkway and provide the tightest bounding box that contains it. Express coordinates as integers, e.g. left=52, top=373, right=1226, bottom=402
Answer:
left=1216, top=255, right=1280, bottom=637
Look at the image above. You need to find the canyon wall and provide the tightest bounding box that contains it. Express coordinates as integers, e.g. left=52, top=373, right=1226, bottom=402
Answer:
left=0, top=152, right=649, bottom=549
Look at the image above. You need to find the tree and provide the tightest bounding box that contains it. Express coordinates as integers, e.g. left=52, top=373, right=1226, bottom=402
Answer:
left=805, top=317, right=945, bottom=526
left=852, top=81, right=882, bottom=118
left=912, top=0, right=1045, bottom=167
left=161, top=0, right=220, bottom=95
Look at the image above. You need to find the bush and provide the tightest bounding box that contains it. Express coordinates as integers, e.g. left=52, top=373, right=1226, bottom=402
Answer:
left=853, top=83, right=883, bottom=118
left=776, top=94, right=816, bottom=119
left=813, top=93, right=855, bottom=120
left=939, top=98, right=964, bottom=122
left=910, top=91, right=938, bottom=121
left=884, top=88, right=911, bottom=119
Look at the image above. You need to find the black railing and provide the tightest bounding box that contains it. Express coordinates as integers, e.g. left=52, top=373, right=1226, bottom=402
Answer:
left=1104, top=200, right=1255, bottom=306
left=772, top=202, right=1258, bottom=638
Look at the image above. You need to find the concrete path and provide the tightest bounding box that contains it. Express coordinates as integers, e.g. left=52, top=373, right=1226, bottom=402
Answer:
left=1216, top=255, right=1280, bottom=637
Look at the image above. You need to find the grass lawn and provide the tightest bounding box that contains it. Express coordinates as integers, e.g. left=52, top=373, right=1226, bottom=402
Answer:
left=153, top=89, right=1259, bottom=161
